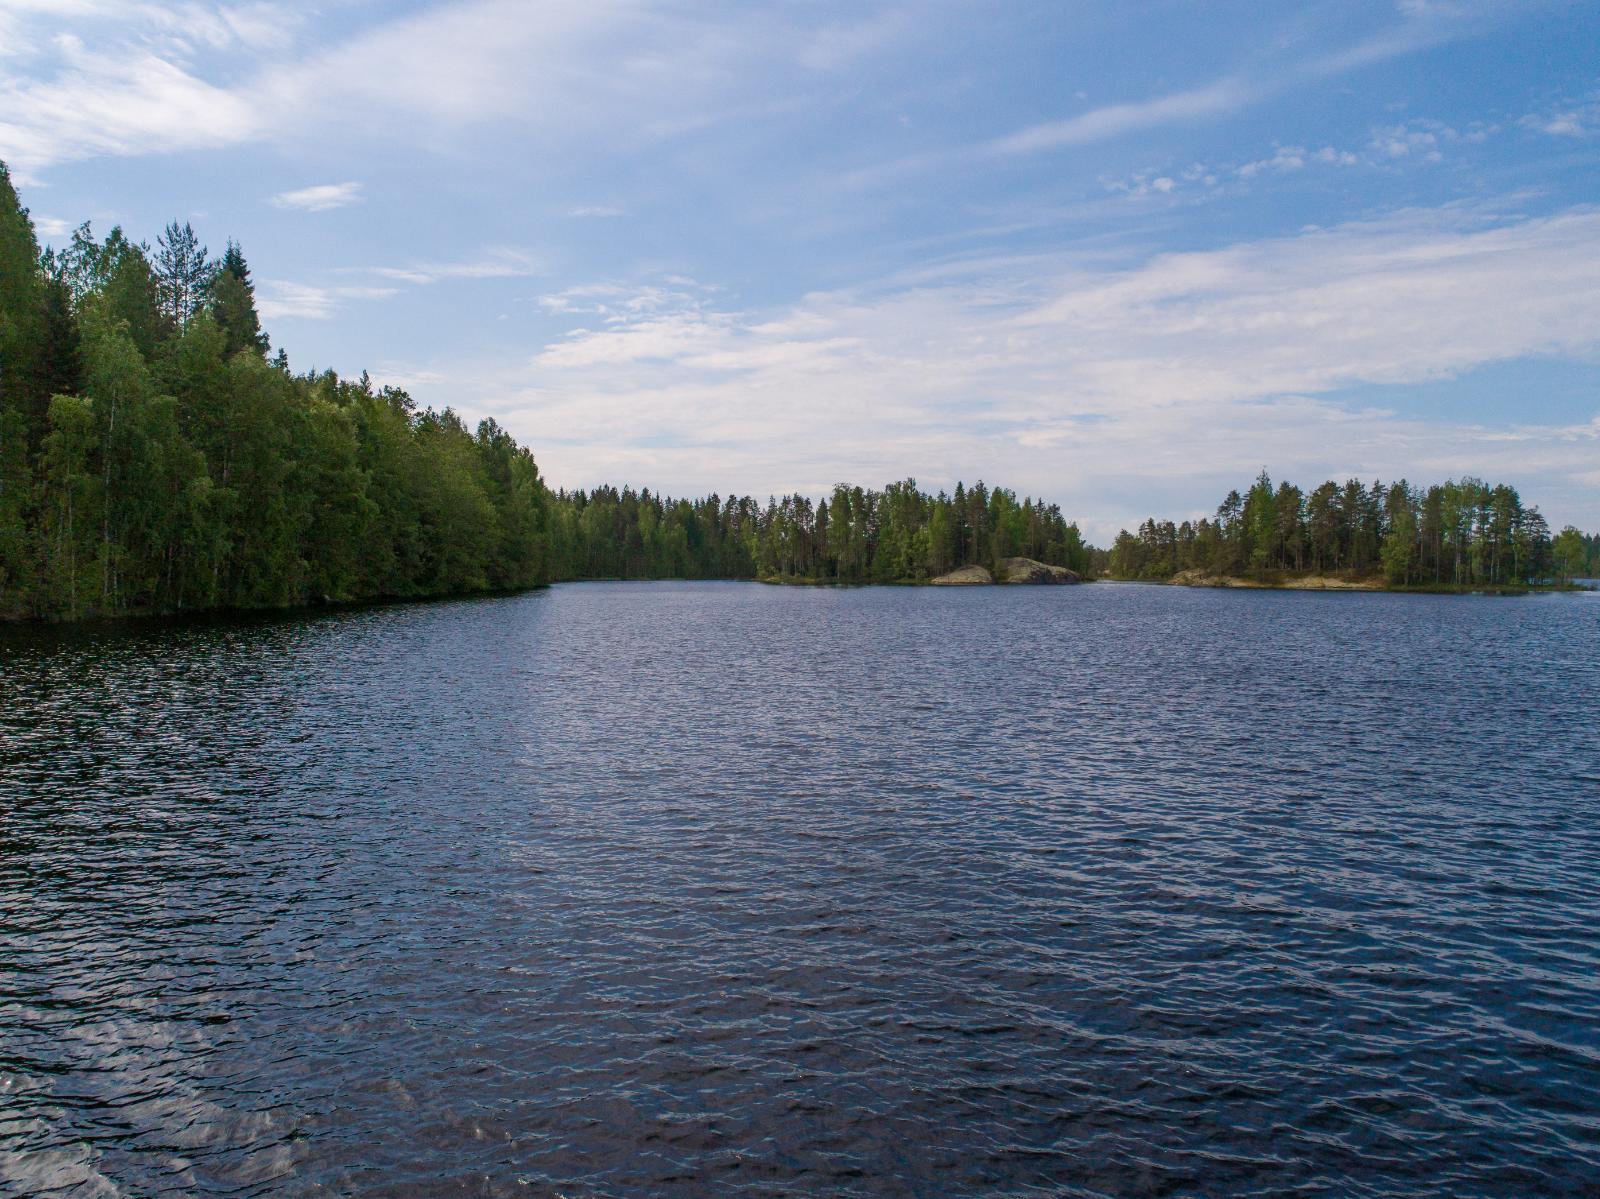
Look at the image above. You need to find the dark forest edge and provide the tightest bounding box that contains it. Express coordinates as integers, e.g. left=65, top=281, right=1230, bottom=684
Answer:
left=1, top=165, right=1593, bottom=622
left=0, top=163, right=551, bottom=622
left=1108, top=471, right=1598, bottom=591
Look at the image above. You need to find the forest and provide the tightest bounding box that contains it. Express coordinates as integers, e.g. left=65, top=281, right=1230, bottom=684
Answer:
left=547, top=481, right=1093, bottom=586
left=0, top=164, right=548, bottom=620
left=1108, top=471, right=1598, bottom=588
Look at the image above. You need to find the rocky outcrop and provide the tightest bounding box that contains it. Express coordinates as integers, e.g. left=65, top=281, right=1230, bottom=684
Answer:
left=930, top=565, right=993, bottom=585
left=997, top=557, right=1081, bottom=584
left=1168, top=569, right=1380, bottom=590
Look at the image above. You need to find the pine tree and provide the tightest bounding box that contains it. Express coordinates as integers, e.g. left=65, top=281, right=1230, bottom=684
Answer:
left=155, top=221, right=214, bottom=330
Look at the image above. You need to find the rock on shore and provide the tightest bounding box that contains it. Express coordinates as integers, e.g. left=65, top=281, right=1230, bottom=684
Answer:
left=929, top=560, right=1083, bottom=585
left=998, top=557, right=1082, bottom=584
left=930, top=565, right=993, bottom=585
left=1169, top=569, right=1379, bottom=590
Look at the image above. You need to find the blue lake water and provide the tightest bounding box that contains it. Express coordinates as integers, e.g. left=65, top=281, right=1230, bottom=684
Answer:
left=2, top=581, right=1598, bottom=1197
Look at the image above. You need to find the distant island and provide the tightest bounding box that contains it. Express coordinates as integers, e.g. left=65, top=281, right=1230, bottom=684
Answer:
left=0, top=165, right=1592, bottom=622
left=1106, top=471, right=1598, bottom=592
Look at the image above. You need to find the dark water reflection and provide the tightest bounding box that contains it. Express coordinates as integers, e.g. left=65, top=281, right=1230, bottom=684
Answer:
left=2, top=582, right=1598, bottom=1197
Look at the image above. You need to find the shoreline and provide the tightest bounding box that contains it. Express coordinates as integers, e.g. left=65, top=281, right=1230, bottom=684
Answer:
left=7, top=573, right=1595, bottom=626
left=1120, top=571, right=1595, bottom=596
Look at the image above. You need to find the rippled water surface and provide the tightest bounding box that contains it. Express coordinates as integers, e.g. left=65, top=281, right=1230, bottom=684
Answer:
left=3, top=582, right=1599, bottom=1197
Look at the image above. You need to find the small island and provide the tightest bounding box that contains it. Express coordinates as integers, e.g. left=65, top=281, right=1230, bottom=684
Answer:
left=932, top=558, right=1083, bottom=585
left=1106, top=471, right=1597, bottom=593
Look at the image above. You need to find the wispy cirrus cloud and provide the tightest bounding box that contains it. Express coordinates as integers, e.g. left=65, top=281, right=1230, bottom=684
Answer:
left=987, top=1, right=1497, bottom=163
left=269, top=181, right=362, bottom=211
left=366, top=247, right=541, bottom=286
left=258, top=280, right=397, bottom=321
left=259, top=248, right=543, bottom=323
left=0, top=0, right=1510, bottom=181
left=992, top=79, right=1255, bottom=155
left=0, top=0, right=772, bottom=173
left=0, top=38, right=260, bottom=172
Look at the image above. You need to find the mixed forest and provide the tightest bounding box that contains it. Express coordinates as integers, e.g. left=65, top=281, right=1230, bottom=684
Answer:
left=0, top=164, right=551, bottom=621
left=2, top=163, right=1593, bottom=621
left=547, top=481, right=1093, bottom=586
left=1108, top=471, right=1597, bottom=588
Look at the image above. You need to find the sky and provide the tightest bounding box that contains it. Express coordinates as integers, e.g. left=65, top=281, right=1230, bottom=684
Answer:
left=2, top=0, right=1598, bottom=541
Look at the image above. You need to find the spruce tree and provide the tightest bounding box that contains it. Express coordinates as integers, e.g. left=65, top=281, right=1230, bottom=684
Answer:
left=210, top=240, right=269, bottom=357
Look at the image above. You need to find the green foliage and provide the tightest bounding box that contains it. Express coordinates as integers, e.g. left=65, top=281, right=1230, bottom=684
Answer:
left=0, top=161, right=47, bottom=454
left=1551, top=526, right=1589, bottom=584
left=545, top=476, right=1091, bottom=584
left=154, top=221, right=214, bottom=331
left=1, top=165, right=552, bottom=620
left=39, top=393, right=102, bottom=618
left=210, top=240, right=269, bottom=357
left=1382, top=504, right=1417, bottom=586
left=1110, top=471, right=1576, bottom=588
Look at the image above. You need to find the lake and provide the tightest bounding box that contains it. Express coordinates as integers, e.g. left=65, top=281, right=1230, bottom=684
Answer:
left=3, top=581, right=1598, bottom=1197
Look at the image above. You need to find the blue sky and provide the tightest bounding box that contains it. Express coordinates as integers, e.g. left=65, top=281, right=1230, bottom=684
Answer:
left=3, top=0, right=1597, bottom=539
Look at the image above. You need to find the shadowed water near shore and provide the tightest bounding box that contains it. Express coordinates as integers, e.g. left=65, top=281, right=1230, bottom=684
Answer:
left=3, top=582, right=1598, bottom=1196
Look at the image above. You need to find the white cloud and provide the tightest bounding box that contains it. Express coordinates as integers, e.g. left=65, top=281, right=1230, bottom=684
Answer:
left=269, top=181, right=361, bottom=211
left=0, top=40, right=259, bottom=171
left=797, top=10, right=909, bottom=71
left=1103, top=170, right=1191, bottom=199
left=1540, top=114, right=1585, bottom=137
left=258, top=251, right=539, bottom=325
left=1239, top=146, right=1305, bottom=177
left=985, top=15, right=1479, bottom=163
left=1312, top=146, right=1362, bottom=166
left=1107, top=141, right=1362, bottom=200
left=1522, top=94, right=1599, bottom=138
left=568, top=206, right=626, bottom=218
left=467, top=203, right=1600, bottom=537
left=366, top=248, right=541, bottom=286
left=1370, top=118, right=1455, bottom=161
left=1112, top=121, right=1470, bottom=203
left=992, top=79, right=1254, bottom=155
left=535, top=279, right=713, bottom=319
left=258, top=280, right=396, bottom=321
left=0, top=0, right=786, bottom=173
left=0, top=0, right=1520, bottom=192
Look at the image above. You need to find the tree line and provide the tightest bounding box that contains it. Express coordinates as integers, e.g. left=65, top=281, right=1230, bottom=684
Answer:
left=1108, top=471, right=1595, bottom=587
left=0, top=163, right=548, bottom=620
left=547, top=479, right=1094, bottom=584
